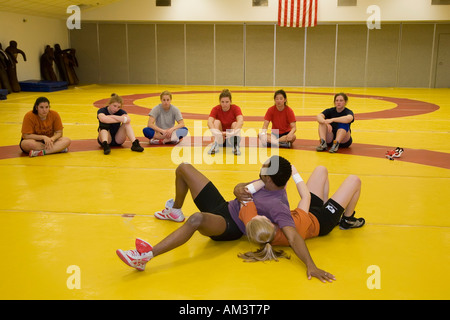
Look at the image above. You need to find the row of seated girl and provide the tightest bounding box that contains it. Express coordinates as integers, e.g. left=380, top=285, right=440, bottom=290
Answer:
left=19, top=89, right=354, bottom=157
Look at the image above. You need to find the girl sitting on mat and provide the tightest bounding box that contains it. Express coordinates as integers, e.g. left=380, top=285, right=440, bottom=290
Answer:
left=20, top=96, right=71, bottom=157
left=207, top=89, right=243, bottom=155
left=316, top=92, right=354, bottom=153
left=259, top=89, right=297, bottom=148
left=143, top=91, right=188, bottom=145
left=97, top=93, right=144, bottom=155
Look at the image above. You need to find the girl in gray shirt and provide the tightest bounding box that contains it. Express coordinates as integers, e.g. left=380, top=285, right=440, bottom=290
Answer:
left=143, top=91, right=188, bottom=144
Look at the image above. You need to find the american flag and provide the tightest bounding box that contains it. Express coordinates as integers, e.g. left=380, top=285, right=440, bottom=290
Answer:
left=278, top=0, right=318, bottom=28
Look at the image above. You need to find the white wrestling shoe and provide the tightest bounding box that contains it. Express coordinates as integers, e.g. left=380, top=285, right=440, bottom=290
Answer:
left=116, top=249, right=153, bottom=271
left=154, top=198, right=185, bottom=222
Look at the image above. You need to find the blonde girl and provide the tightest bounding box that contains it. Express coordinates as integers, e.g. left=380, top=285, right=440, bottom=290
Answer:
left=238, top=164, right=365, bottom=282
left=97, top=93, right=144, bottom=154
left=143, top=90, right=188, bottom=145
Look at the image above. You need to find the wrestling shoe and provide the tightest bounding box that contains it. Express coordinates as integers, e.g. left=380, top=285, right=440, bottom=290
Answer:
left=154, top=198, right=185, bottom=222
left=386, top=147, right=403, bottom=160
left=150, top=138, right=164, bottom=145
left=102, top=141, right=111, bottom=155
left=29, top=150, right=45, bottom=157
left=339, top=212, right=365, bottom=230
left=279, top=141, right=292, bottom=148
left=233, top=145, right=241, bottom=155
left=329, top=141, right=340, bottom=153
left=208, top=142, right=219, bottom=154
left=316, top=139, right=327, bottom=151
left=135, top=238, right=153, bottom=254
left=131, top=139, right=144, bottom=152
left=393, top=147, right=404, bottom=157
left=116, top=248, right=153, bottom=271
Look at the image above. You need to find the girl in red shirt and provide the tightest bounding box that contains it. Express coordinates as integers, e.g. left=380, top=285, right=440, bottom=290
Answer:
left=207, top=89, right=243, bottom=155
left=259, top=89, right=297, bottom=148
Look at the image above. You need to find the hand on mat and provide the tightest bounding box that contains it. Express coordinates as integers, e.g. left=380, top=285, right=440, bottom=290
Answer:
left=307, top=266, right=336, bottom=283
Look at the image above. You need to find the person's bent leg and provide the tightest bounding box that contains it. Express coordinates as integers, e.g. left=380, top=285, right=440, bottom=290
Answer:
left=329, top=175, right=361, bottom=216
left=143, top=127, right=155, bottom=140
left=306, top=166, right=329, bottom=201
left=174, top=163, right=211, bottom=209
left=330, top=175, right=365, bottom=229
left=44, top=137, right=71, bottom=154
left=20, top=139, right=45, bottom=154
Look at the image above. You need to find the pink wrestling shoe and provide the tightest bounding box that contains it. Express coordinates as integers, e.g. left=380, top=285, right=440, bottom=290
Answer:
left=135, top=238, right=153, bottom=254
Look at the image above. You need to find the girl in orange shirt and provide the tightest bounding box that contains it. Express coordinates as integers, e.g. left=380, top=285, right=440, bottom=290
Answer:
left=238, top=165, right=365, bottom=281
left=20, top=97, right=71, bottom=157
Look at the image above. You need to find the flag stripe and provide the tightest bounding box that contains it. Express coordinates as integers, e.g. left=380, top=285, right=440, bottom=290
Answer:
left=314, top=0, right=318, bottom=26
left=290, top=1, right=295, bottom=27
left=284, top=0, right=288, bottom=27
left=308, top=0, right=313, bottom=27
left=278, top=0, right=317, bottom=28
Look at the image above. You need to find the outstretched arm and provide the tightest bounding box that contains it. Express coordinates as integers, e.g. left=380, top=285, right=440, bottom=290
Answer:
left=282, top=226, right=335, bottom=283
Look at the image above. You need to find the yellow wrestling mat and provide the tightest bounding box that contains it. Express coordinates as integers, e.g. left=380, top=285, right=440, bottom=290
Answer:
left=0, top=84, right=448, bottom=300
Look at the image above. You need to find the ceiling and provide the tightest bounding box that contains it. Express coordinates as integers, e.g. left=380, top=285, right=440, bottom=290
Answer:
left=0, top=0, right=122, bottom=19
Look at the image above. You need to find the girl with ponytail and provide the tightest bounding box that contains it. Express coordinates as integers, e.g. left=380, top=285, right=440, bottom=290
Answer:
left=97, top=93, right=144, bottom=155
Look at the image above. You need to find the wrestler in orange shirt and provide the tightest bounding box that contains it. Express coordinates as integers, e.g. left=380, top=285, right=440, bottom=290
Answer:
left=239, top=165, right=365, bottom=247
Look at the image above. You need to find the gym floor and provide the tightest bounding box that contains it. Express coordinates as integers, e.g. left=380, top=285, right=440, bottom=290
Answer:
left=0, top=84, right=448, bottom=300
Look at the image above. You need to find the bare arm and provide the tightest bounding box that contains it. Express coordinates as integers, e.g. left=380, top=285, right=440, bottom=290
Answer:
left=261, top=120, right=270, bottom=131
left=23, top=130, right=63, bottom=149
left=291, top=165, right=311, bottom=213
left=282, top=226, right=335, bottom=283
left=316, top=113, right=326, bottom=124
left=324, top=114, right=353, bottom=124
left=207, top=116, right=216, bottom=129
left=235, top=114, right=244, bottom=130
left=147, top=115, right=163, bottom=134
left=98, top=113, right=128, bottom=124
left=287, top=122, right=297, bottom=138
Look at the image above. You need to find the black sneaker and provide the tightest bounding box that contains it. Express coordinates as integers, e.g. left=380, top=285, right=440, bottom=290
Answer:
left=102, top=141, right=111, bottom=155
left=131, top=139, right=144, bottom=152
left=279, top=141, right=292, bottom=148
left=339, top=214, right=365, bottom=230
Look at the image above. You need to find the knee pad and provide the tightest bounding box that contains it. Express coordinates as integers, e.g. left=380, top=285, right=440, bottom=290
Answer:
left=176, top=127, right=188, bottom=139
left=143, top=127, right=155, bottom=139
